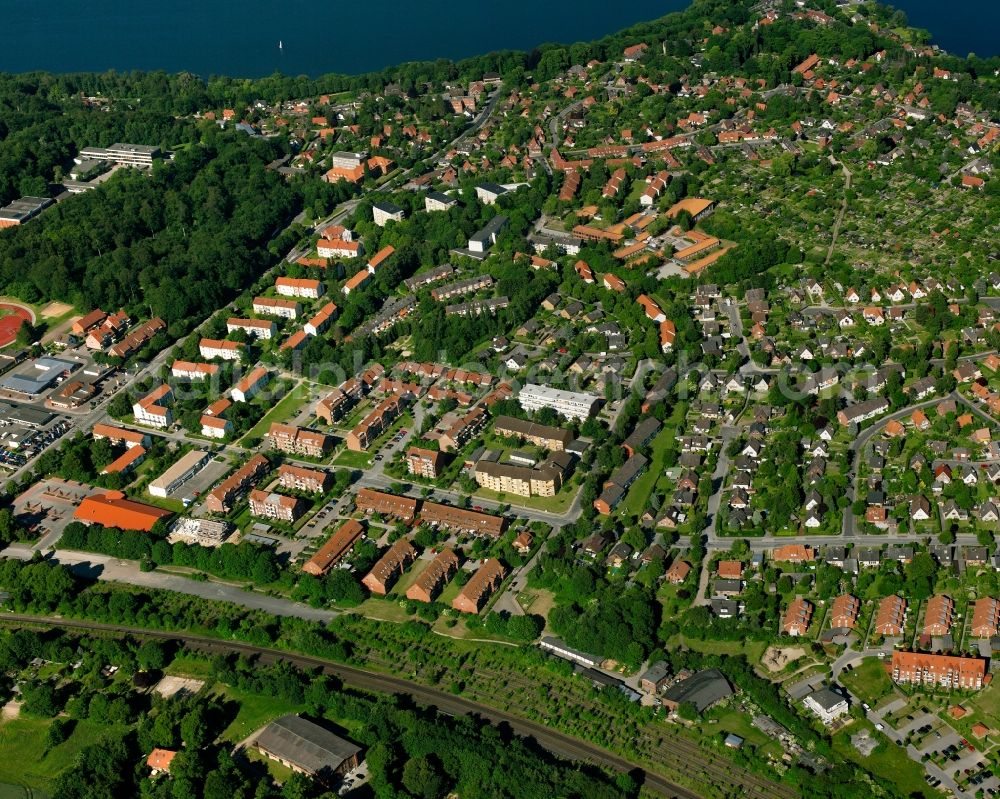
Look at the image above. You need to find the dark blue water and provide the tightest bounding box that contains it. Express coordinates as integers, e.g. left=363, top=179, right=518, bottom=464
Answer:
left=891, top=0, right=999, bottom=58
left=0, top=0, right=678, bottom=78
left=0, top=1, right=993, bottom=79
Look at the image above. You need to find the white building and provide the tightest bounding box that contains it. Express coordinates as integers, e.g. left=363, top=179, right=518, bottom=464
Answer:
left=148, top=450, right=211, bottom=498
left=803, top=688, right=849, bottom=725
left=372, top=201, right=405, bottom=227
left=518, top=383, right=600, bottom=421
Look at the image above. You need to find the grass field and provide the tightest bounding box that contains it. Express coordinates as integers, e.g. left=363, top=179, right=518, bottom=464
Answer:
left=841, top=658, right=894, bottom=706
left=216, top=686, right=306, bottom=743
left=673, top=635, right=768, bottom=666
left=0, top=717, right=114, bottom=794
left=166, top=653, right=216, bottom=679
left=241, top=385, right=311, bottom=442
left=621, top=426, right=676, bottom=517
left=833, top=723, right=942, bottom=799
left=333, top=449, right=374, bottom=468
left=472, top=482, right=580, bottom=514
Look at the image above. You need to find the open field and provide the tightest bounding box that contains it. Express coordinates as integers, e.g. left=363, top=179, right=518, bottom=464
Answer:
left=0, top=717, right=114, bottom=794
left=841, top=658, right=894, bottom=706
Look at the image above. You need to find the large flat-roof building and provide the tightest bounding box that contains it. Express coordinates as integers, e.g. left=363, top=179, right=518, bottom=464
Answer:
left=78, top=143, right=163, bottom=168
left=148, top=450, right=211, bottom=498
left=0, top=196, right=53, bottom=228
left=517, top=383, right=599, bottom=422
left=0, top=355, right=79, bottom=397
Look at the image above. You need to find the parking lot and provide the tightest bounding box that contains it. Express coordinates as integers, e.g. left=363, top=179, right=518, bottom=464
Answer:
left=11, top=476, right=100, bottom=549
left=0, top=416, right=69, bottom=469
left=161, top=455, right=232, bottom=505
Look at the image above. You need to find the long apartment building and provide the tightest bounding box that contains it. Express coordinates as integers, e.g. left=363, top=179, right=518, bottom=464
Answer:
left=249, top=489, right=307, bottom=523
left=315, top=379, right=364, bottom=425
left=92, top=423, right=150, bottom=450
left=518, top=383, right=600, bottom=422
left=439, top=406, right=489, bottom=452
left=171, top=360, right=219, bottom=381
left=406, top=548, right=460, bottom=603
left=891, top=651, right=986, bottom=690
left=302, top=520, right=365, bottom=577
left=200, top=338, right=244, bottom=360
left=205, top=454, right=269, bottom=513
left=355, top=488, right=420, bottom=522
left=430, top=275, right=493, bottom=302
left=493, top=416, right=573, bottom=451
left=278, top=464, right=331, bottom=494
left=474, top=454, right=571, bottom=498
left=453, top=559, right=507, bottom=614
left=252, top=297, right=302, bottom=320
left=361, top=538, right=417, bottom=595
left=353, top=488, right=505, bottom=537
left=346, top=394, right=407, bottom=451
left=227, top=318, right=277, bottom=340
left=275, top=277, right=324, bottom=299
left=420, top=501, right=506, bottom=538
left=593, top=454, right=648, bottom=515
left=231, top=367, right=269, bottom=403
left=305, top=302, right=338, bottom=336
left=110, top=317, right=165, bottom=359
left=266, top=423, right=333, bottom=458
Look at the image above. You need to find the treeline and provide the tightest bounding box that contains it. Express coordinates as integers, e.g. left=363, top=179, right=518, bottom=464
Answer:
left=0, top=132, right=299, bottom=335
left=59, top=521, right=280, bottom=584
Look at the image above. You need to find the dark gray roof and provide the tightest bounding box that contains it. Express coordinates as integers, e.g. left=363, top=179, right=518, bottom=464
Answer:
left=806, top=687, right=847, bottom=712
left=663, top=668, right=733, bottom=712
left=641, top=660, right=670, bottom=685
left=256, top=715, right=360, bottom=776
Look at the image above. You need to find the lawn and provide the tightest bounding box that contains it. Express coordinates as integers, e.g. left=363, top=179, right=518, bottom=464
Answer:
left=621, top=427, right=676, bottom=517
left=333, top=449, right=374, bottom=469
left=0, top=717, right=114, bottom=794
left=241, top=385, right=311, bottom=442
left=833, top=723, right=942, bottom=799
left=840, top=657, right=894, bottom=706
left=166, top=653, right=216, bottom=679
left=706, top=707, right=771, bottom=747
left=673, top=635, right=767, bottom=665
left=216, top=685, right=306, bottom=744
left=472, top=482, right=580, bottom=514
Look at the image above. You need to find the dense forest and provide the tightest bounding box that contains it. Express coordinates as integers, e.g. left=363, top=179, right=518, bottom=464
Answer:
left=0, top=132, right=298, bottom=335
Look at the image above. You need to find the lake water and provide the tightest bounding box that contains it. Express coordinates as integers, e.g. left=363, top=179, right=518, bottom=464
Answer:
left=0, top=1, right=994, bottom=78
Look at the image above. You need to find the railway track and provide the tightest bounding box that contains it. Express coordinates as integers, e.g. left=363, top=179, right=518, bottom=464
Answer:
left=0, top=614, right=796, bottom=799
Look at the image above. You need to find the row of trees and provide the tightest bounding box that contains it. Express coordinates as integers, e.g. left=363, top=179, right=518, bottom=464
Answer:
left=59, top=521, right=281, bottom=584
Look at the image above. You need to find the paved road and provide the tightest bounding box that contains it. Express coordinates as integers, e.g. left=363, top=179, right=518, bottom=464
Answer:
left=0, top=547, right=338, bottom=622
left=0, top=613, right=708, bottom=799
